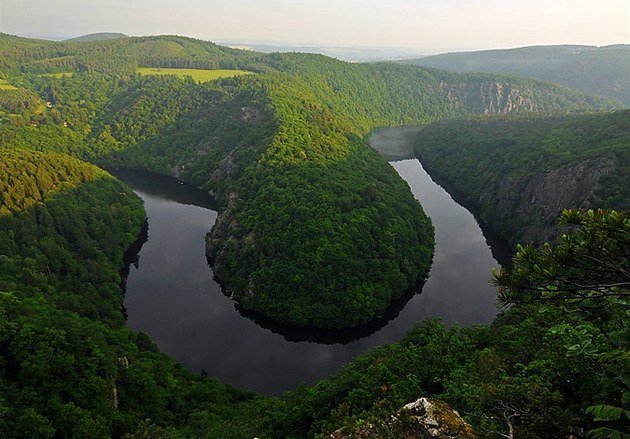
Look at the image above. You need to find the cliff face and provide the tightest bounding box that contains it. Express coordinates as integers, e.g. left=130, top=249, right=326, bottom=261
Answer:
left=442, top=81, right=537, bottom=114
left=487, top=157, right=616, bottom=244
left=404, top=44, right=630, bottom=106
left=408, top=111, right=628, bottom=248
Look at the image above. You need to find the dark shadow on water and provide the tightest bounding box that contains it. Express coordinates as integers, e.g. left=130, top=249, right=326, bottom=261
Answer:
left=115, top=168, right=433, bottom=344
left=110, top=168, right=217, bottom=210
left=114, top=161, right=507, bottom=393
left=121, top=220, right=149, bottom=281
left=232, top=276, right=430, bottom=345
left=120, top=220, right=148, bottom=319
left=416, top=160, right=514, bottom=267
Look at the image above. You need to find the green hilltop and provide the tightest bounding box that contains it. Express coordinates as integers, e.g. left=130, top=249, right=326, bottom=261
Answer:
left=0, top=33, right=616, bottom=328
left=64, top=32, right=128, bottom=42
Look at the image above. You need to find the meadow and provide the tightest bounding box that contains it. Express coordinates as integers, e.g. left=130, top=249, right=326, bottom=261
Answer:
left=136, top=67, right=251, bottom=82
left=0, top=79, right=17, bottom=90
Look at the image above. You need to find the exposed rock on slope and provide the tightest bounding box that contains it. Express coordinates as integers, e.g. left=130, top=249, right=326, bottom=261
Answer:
left=441, top=81, right=536, bottom=114
left=330, top=397, right=476, bottom=439
left=489, top=157, right=616, bottom=243
left=409, top=111, right=629, bottom=246
left=403, top=44, right=630, bottom=106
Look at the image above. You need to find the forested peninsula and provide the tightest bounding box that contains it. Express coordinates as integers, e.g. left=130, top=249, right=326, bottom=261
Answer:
left=0, top=34, right=615, bottom=327
left=0, top=34, right=628, bottom=438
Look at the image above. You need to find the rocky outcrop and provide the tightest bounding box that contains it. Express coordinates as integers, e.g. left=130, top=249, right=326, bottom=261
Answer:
left=441, top=81, right=537, bottom=114
left=482, top=157, right=616, bottom=244
left=206, top=191, right=241, bottom=264
left=330, top=397, right=476, bottom=439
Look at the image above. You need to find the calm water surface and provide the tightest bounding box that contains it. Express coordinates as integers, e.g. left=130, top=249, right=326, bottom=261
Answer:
left=116, top=155, right=508, bottom=394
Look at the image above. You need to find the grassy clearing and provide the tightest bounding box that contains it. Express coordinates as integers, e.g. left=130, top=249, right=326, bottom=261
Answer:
left=136, top=67, right=251, bottom=83
left=0, top=80, right=17, bottom=90
left=38, top=72, right=75, bottom=78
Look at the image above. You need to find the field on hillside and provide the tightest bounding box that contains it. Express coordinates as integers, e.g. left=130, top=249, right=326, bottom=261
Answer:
left=0, top=79, right=17, bottom=90
left=136, top=67, right=251, bottom=82
left=38, top=72, right=75, bottom=78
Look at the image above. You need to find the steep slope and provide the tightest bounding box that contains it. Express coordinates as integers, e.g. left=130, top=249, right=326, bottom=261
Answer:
left=0, top=35, right=627, bottom=439
left=403, top=45, right=630, bottom=106
left=410, top=110, right=629, bottom=245
left=1, top=163, right=626, bottom=438
left=0, top=149, right=270, bottom=438
left=86, top=57, right=612, bottom=328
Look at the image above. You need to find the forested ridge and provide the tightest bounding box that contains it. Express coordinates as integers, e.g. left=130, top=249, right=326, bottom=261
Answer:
left=402, top=44, right=630, bottom=106
left=1, top=161, right=626, bottom=437
left=0, top=33, right=628, bottom=438
left=410, top=110, right=630, bottom=245
left=0, top=33, right=616, bottom=327
left=0, top=151, right=278, bottom=437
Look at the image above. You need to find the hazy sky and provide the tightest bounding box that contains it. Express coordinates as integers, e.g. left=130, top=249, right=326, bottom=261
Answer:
left=2, top=0, right=629, bottom=50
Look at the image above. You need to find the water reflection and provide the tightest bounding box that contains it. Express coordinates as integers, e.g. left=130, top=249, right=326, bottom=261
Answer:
left=116, top=155, right=507, bottom=394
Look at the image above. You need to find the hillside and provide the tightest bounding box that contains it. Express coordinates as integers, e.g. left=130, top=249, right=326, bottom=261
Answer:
left=0, top=149, right=278, bottom=437
left=1, top=157, right=625, bottom=437
left=0, top=33, right=627, bottom=438
left=64, top=32, right=128, bottom=42
left=0, top=33, right=617, bottom=328
left=410, top=110, right=630, bottom=245
left=402, top=45, right=630, bottom=106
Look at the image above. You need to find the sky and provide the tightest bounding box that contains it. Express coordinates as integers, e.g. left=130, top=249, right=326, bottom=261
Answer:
left=1, top=0, right=629, bottom=51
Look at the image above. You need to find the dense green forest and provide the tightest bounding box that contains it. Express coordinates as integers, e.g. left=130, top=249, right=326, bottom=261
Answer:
left=402, top=44, right=630, bottom=106
left=1, top=157, right=626, bottom=437
left=410, top=111, right=629, bottom=245
left=0, top=33, right=628, bottom=438
left=0, top=150, right=272, bottom=437
left=0, top=33, right=616, bottom=327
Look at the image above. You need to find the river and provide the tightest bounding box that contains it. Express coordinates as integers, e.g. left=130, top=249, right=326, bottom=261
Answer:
left=115, top=141, right=509, bottom=394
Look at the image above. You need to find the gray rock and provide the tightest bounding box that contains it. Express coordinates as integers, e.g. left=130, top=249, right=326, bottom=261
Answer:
left=330, top=397, right=476, bottom=439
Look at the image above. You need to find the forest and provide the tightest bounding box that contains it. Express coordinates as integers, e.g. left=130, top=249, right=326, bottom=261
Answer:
left=0, top=33, right=628, bottom=438
left=403, top=44, right=630, bottom=106
left=1, top=159, right=625, bottom=437
left=411, top=111, right=629, bottom=245
left=0, top=34, right=616, bottom=327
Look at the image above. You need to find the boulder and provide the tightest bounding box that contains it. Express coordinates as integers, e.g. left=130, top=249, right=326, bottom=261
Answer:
left=330, top=397, right=476, bottom=439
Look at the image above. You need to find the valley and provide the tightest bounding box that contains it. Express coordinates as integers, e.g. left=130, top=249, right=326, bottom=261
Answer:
left=0, top=31, right=627, bottom=438
left=118, top=149, right=505, bottom=394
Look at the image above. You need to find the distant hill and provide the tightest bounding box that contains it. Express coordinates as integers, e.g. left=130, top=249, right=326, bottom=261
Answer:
left=0, top=33, right=627, bottom=438
left=65, top=32, right=127, bottom=42
left=221, top=42, right=429, bottom=62
left=402, top=45, right=630, bottom=106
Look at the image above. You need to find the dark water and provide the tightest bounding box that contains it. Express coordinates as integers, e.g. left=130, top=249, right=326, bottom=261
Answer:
left=116, top=156, right=509, bottom=394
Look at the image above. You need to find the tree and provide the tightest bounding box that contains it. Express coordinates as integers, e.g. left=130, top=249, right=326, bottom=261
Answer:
left=494, top=209, right=629, bottom=307
left=493, top=209, right=629, bottom=438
